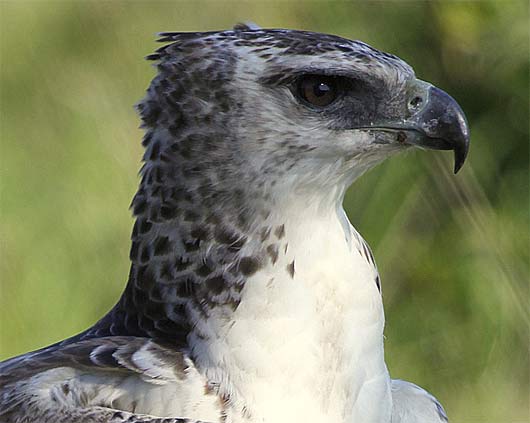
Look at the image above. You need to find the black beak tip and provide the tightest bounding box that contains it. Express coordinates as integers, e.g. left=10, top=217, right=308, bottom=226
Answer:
left=424, top=86, right=470, bottom=174
left=452, top=110, right=470, bottom=174
left=453, top=143, right=468, bottom=174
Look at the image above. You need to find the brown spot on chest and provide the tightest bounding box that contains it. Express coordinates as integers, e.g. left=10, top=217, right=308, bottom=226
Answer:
left=215, top=227, right=246, bottom=251
left=61, top=383, right=70, bottom=395
left=275, top=224, right=285, bottom=239
left=266, top=244, right=279, bottom=264
left=205, top=275, right=228, bottom=294
left=286, top=260, right=295, bottom=278
left=238, top=256, right=262, bottom=276
left=260, top=226, right=271, bottom=242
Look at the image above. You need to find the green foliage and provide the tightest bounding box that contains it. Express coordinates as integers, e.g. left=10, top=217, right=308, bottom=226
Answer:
left=1, top=2, right=528, bottom=421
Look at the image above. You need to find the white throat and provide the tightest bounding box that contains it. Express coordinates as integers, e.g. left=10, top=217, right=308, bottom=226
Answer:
left=190, top=192, right=392, bottom=423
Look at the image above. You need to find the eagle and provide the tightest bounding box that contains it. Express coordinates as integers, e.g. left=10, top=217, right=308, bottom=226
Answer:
left=0, top=24, right=469, bottom=423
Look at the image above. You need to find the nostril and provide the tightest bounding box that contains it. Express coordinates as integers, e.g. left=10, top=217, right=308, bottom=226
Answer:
left=410, top=96, right=422, bottom=107
left=409, top=96, right=423, bottom=111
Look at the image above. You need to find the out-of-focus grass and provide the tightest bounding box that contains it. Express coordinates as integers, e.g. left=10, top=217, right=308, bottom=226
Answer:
left=1, top=2, right=528, bottom=422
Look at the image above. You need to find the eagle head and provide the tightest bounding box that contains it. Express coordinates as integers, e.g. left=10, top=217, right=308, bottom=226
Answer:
left=138, top=26, right=469, bottom=214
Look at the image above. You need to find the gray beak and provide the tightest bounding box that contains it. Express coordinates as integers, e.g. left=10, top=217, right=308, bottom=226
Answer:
left=402, top=85, right=470, bottom=174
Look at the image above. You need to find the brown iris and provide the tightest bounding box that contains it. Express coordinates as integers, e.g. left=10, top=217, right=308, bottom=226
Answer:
left=298, top=75, right=338, bottom=107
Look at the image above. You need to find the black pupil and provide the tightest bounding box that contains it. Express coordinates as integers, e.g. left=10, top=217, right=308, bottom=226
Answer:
left=298, top=76, right=338, bottom=107
left=314, top=82, right=331, bottom=97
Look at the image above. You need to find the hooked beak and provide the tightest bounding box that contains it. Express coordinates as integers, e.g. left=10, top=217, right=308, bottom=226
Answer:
left=363, top=83, right=470, bottom=174
left=402, top=85, right=470, bottom=173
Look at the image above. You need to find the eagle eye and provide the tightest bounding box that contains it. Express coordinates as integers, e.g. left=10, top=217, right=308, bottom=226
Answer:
left=297, top=75, right=340, bottom=108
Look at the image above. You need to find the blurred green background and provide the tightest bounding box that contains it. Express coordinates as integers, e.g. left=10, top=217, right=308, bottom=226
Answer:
left=1, top=1, right=528, bottom=422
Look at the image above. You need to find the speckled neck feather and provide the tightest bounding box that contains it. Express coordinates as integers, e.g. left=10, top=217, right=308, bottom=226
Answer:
left=85, top=33, right=307, bottom=351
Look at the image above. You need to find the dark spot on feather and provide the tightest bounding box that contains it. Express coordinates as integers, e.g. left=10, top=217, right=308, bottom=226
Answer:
left=141, top=132, right=153, bottom=147
left=143, top=300, right=166, bottom=321
left=134, top=264, right=146, bottom=279
left=154, top=318, right=186, bottom=339
left=180, top=145, right=192, bottom=159
left=287, top=260, right=295, bottom=278
left=184, top=239, right=201, bottom=252
left=132, top=198, right=147, bottom=215
left=151, top=186, right=161, bottom=197
left=148, top=141, right=160, bottom=161
left=191, top=226, right=209, bottom=241
left=160, top=187, right=178, bottom=207
left=237, top=210, right=250, bottom=227
left=225, top=296, right=241, bottom=312
left=172, top=303, right=187, bottom=318
left=239, top=256, right=261, bottom=276
left=153, top=236, right=171, bottom=256
left=133, top=285, right=148, bottom=305
left=275, top=224, right=285, bottom=239
left=433, top=400, right=449, bottom=422
left=175, top=256, right=191, bottom=271
left=260, top=226, right=271, bottom=242
left=138, top=219, right=152, bottom=234
left=131, top=220, right=139, bottom=238
left=361, top=241, right=374, bottom=265
left=195, top=262, right=213, bottom=277
left=149, top=284, right=164, bottom=302
left=124, top=314, right=144, bottom=337
left=266, top=244, right=279, bottom=264
left=233, top=281, right=245, bottom=293
left=337, top=45, right=353, bottom=52
left=93, top=346, right=120, bottom=367
left=204, top=382, right=215, bottom=395
left=207, top=213, right=221, bottom=225
left=159, top=260, right=175, bottom=281
left=143, top=169, right=154, bottom=186
left=375, top=275, right=381, bottom=292
left=61, top=383, right=70, bottom=395
left=176, top=277, right=196, bottom=297
left=140, top=244, right=151, bottom=263
left=184, top=210, right=200, bottom=221
left=129, top=241, right=139, bottom=261
left=169, top=187, right=186, bottom=203
left=148, top=206, right=161, bottom=223
left=194, top=327, right=209, bottom=340
left=215, top=227, right=246, bottom=250
left=135, top=265, right=156, bottom=290
left=153, top=166, right=165, bottom=183
left=205, top=275, right=227, bottom=295
left=138, top=101, right=161, bottom=127
left=161, top=206, right=179, bottom=220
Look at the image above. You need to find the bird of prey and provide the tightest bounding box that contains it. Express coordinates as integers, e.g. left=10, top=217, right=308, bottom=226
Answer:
left=0, top=24, right=469, bottom=423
